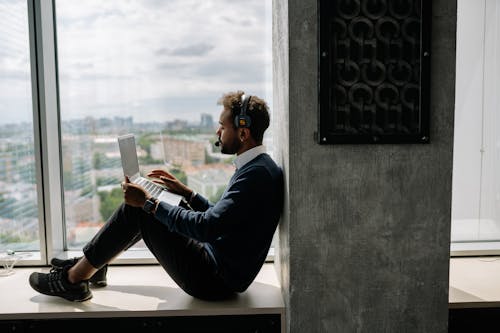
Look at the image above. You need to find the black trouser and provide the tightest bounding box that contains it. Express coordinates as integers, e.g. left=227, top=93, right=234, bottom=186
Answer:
left=82, top=203, right=234, bottom=300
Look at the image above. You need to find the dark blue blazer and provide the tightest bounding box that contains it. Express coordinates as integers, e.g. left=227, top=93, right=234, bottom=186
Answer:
left=155, top=153, right=283, bottom=292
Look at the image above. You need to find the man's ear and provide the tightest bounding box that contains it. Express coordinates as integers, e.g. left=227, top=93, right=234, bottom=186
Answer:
left=239, top=128, right=250, bottom=142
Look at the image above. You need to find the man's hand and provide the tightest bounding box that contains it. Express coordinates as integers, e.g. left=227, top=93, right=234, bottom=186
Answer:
left=147, top=169, right=192, bottom=199
left=122, top=176, right=151, bottom=208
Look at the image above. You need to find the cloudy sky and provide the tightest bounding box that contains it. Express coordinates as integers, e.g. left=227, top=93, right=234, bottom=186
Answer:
left=0, top=0, right=33, bottom=125
left=0, top=0, right=272, bottom=125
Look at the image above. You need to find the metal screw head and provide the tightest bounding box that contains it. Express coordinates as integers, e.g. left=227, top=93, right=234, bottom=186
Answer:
left=321, top=51, right=327, bottom=58
left=322, top=137, right=327, bottom=142
left=423, top=51, right=429, bottom=57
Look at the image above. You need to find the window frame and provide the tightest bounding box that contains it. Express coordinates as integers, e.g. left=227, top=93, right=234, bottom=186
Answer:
left=28, top=0, right=65, bottom=265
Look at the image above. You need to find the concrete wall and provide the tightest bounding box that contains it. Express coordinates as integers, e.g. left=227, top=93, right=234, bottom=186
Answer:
left=273, top=0, right=290, bottom=316
left=273, top=1, right=456, bottom=332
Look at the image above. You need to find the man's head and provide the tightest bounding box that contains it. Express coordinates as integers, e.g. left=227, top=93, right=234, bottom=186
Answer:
left=216, top=91, right=270, bottom=155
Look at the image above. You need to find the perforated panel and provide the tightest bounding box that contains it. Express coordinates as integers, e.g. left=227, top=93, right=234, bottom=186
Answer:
left=319, top=0, right=431, bottom=144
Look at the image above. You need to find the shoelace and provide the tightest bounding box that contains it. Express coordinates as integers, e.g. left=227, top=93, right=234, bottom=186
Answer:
left=47, top=267, right=67, bottom=293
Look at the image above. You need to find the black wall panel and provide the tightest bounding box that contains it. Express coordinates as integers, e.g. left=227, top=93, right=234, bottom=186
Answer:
left=319, top=0, right=431, bottom=144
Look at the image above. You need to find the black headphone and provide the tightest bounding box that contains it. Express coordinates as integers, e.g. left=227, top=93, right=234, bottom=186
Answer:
left=234, top=94, right=252, bottom=128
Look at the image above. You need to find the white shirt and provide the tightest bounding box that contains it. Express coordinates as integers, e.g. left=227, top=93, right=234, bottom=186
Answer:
left=234, top=145, right=266, bottom=170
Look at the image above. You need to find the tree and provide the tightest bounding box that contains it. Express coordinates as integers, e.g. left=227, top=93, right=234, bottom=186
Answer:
left=0, top=233, right=22, bottom=244
left=80, top=185, right=94, bottom=197
left=93, top=152, right=103, bottom=169
left=137, top=134, right=155, bottom=155
left=209, top=186, right=225, bottom=203
left=98, top=188, right=123, bottom=221
left=169, top=166, right=187, bottom=184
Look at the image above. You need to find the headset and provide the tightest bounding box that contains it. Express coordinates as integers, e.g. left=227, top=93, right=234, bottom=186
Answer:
left=234, top=94, right=252, bottom=128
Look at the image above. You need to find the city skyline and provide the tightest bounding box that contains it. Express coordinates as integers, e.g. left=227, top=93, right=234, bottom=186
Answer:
left=0, top=122, right=235, bottom=251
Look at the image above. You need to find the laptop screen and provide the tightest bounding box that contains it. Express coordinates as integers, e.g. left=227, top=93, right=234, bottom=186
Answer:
left=118, top=134, right=140, bottom=178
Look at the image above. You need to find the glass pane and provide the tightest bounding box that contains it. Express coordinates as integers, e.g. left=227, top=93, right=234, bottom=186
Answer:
left=55, top=0, right=273, bottom=249
left=0, top=0, right=40, bottom=252
left=451, top=0, right=500, bottom=245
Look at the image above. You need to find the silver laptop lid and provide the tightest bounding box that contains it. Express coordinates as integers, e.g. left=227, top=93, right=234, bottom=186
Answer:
left=117, top=134, right=140, bottom=179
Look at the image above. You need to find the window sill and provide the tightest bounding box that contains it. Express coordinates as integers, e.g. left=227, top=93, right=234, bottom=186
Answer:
left=450, top=242, right=500, bottom=256
left=449, top=257, right=500, bottom=308
left=0, top=263, right=283, bottom=320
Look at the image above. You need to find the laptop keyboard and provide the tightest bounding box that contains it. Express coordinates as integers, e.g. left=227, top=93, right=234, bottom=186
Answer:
left=135, top=177, right=165, bottom=198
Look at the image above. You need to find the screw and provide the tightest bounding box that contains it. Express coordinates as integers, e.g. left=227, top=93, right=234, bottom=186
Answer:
left=321, top=51, right=327, bottom=58
left=423, top=51, right=429, bottom=57
left=322, top=137, right=327, bottom=142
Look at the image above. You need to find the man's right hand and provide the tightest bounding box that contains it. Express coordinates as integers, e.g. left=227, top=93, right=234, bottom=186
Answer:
left=147, top=169, right=193, bottom=199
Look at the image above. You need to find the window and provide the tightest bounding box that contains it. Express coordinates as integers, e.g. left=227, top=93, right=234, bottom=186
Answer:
left=0, top=0, right=40, bottom=253
left=55, top=0, right=273, bottom=250
left=3, top=0, right=273, bottom=263
left=451, top=0, right=500, bottom=254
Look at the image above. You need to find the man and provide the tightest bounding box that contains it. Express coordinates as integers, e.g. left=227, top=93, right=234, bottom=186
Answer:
left=29, top=91, right=283, bottom=301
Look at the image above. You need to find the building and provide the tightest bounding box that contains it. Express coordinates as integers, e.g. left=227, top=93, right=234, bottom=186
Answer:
left=150, top=135, right=206, bottom=167
left=1, top=1, right=486, bottom=331
left=200, top=113, right=214, bottom=129
left=186, top=165, right=234, bottom=201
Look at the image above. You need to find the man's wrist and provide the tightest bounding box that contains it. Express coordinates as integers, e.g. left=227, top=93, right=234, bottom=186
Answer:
left=143, top=196, right=159, bottom=214
left=187, top=190, right=197, bottom=205
left=151, top=199, right=160, bottom=215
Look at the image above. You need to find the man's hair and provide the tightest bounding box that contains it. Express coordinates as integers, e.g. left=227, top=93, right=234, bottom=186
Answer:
left=217, top=90, right=270, bottom=144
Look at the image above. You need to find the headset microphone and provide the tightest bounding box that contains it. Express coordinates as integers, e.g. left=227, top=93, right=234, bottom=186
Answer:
left=214, top=140, right=220, bottom=147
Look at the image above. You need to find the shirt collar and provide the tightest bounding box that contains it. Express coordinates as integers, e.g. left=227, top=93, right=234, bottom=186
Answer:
left=234, top=145, right=266, bottom=170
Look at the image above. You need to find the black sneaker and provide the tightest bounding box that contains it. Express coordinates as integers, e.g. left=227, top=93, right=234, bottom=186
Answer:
left=50, top=257, right=108, bottom=288
left=29, top=266, right=92, bottom=302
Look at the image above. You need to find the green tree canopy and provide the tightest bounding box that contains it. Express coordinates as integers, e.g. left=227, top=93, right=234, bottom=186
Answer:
left=98, top=188, right=123, bottom=222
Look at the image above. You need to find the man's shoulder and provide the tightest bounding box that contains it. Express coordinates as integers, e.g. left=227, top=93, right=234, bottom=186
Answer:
left=238, top=154, right=281, bottom=180
left=244, top=153, right=279, bottom=170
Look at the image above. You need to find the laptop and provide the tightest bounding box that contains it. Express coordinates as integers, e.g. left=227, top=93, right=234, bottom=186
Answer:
left=118, top=134, right=183, bottom=206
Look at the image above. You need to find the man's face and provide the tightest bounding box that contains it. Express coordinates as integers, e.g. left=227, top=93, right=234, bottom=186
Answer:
left=216, top=108, right=241, bottom=155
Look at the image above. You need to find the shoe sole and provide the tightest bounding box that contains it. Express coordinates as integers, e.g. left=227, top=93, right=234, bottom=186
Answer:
left=29, top=281, right=92, bottom=302
left=90, top=280, right=107, bottom=288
